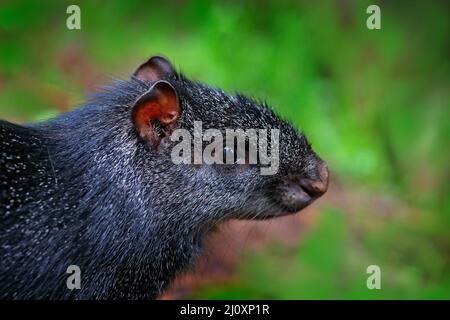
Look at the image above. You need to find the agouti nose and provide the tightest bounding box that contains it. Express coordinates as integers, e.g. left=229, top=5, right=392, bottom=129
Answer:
left=300, top=163, right=329, bottom=198
left=280, top=163, right=329, bottom=213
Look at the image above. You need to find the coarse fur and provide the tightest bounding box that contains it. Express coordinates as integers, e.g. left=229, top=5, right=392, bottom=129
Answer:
left=0, top=60, right=326, bottom=299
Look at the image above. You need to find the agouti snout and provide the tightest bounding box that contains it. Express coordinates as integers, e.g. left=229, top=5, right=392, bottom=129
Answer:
left=279, top=162, right=329, bottom=214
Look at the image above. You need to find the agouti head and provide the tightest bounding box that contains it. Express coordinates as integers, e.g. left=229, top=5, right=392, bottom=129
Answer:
left=127, top=56, right=328, bottom=226
left=0, top=55, right=329, bottom=299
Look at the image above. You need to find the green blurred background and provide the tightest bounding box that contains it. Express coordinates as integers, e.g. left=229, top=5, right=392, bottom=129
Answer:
left=0, top=0, right=449, bottom=299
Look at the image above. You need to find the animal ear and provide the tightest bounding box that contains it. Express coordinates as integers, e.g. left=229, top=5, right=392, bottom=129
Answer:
left=132, top=80, right=180, bottom=148
left=133, top=56, right=176, bottom=82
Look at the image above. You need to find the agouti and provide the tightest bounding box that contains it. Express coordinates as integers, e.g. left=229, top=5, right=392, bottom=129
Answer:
left=0, top=56, right=328, bottom=299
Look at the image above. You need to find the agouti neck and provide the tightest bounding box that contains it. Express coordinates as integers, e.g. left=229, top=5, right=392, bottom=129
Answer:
left=1, top=115, right=199, bottom=299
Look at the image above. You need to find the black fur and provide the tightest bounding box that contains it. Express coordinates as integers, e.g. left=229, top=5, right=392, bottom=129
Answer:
left=0, top=66, right=325, bottom=299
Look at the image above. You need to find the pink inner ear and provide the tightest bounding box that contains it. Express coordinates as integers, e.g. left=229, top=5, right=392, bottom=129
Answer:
left=133, top=97, right=179, bottom=140
left=135, top=102, right=162, bottom=128
left=132, top=80, right=180, bottom=146
left=133, top=101, right=160, bottom=139
left=161, top=111, right=178, bottom=124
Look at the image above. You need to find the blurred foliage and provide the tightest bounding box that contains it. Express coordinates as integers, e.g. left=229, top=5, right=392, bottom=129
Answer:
left=0, top=0, right=449, bottom=299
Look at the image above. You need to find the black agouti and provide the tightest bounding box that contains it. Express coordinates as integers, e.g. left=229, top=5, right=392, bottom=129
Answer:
left=0, top=56, right=328, bottom=299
